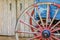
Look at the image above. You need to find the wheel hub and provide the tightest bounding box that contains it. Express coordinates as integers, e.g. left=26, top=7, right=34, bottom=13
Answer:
left=42, top=30, right=50, bottom=38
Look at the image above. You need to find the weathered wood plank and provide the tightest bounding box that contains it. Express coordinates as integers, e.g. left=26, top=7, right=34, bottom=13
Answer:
left=0, top=0, right=16, bottom=35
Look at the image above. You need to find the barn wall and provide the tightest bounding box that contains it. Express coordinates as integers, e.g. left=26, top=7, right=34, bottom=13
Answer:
left=0, top=0, right=34, bottom=37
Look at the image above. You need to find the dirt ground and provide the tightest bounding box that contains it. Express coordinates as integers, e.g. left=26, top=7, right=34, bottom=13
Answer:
left=0, top=36, right=34, bottom=40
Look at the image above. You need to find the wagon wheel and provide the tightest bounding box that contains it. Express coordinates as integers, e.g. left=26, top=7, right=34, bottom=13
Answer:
left=15, top=2, right=60, bottom=40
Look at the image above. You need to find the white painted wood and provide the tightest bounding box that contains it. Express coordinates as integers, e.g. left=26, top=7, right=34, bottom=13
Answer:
left=15, top=33, right=19, bottom=40
left=16, top=0, right=34, bottom=37
left=17, top=0, right=25, bottom=37
left=9, top=0, right=16, bottom=35
left=0, top=0, right=34, bottom=36
left=0, top=0, right=16, bottom=35
left=2, top=0, right=8, bottom=35
left=8, top=0, right=16, bottom=35
left=24, top=0, right=30, bottom=37
left=28, top=0, right=34, bottom=37
left=0, top=0, right=4, bottom=35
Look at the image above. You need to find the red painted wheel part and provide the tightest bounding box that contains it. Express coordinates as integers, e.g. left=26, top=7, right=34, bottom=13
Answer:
left=16, top=2, right=60, bottom=40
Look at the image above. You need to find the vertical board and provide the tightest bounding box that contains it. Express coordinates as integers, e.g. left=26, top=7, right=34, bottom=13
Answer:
left=0, top=0, right=4, bottom=35
left=17, top=0, right=25, bottom=37
left=0, top=0, right=16, bottom=35
left=8, top=0, right=16, bottom=35
left=2, top=0, right=8, bottom=35
left=16, top=0, right=34, bottom=37
left=24, top=0, right=30, bottom=37
left=28, top=0, right=34, bottom=37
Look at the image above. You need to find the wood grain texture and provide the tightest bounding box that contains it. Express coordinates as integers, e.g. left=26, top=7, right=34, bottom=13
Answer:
left=0, top=0, right=16, bottom=35
left=16, top=0, right=34, bottom=37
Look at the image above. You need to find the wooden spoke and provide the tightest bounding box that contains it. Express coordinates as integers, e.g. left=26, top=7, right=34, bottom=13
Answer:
left=49, top=37, right=53, bottom=40
left=54, top=33, right=60, bottom=36
left=50, top=21, right=60, bottom=30
left=49, top=9, right=59, bottom=28
left=20, top=20, right=37, bottom=30
left=51, top=35, right=60, bottom=40
left=36, top=7, right=45, bottom=28
left=51, top=28, right=60, bottom=32
left=46, top=5, right=50, bottom=27
left=26, top=11, right=43, bottom=31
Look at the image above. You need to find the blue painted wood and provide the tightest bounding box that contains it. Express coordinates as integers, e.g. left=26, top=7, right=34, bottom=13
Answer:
left=34, top=0, right=60, bottom=20
left=35, top=0, right=60, bottom=4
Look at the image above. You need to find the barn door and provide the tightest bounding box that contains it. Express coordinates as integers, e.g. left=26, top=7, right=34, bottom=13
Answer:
left=0, top=0, right=16, bottom=35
